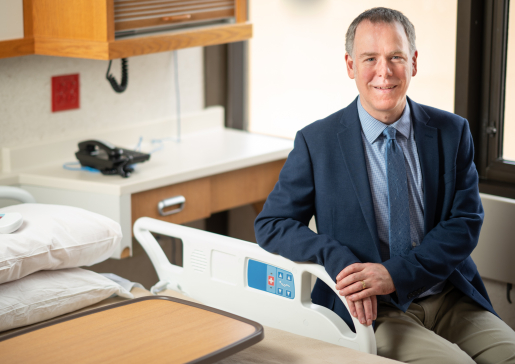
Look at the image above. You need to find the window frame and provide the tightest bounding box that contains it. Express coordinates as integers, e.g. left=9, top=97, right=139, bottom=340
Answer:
left=481, top=0, right=515, bottom=183
left=455, top=0, right=515, bottom=197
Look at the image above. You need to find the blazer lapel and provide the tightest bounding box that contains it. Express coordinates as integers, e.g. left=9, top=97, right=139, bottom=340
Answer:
left=337, top=98, right=381, bottom=258
left=408, top=98, right=439, bottom=234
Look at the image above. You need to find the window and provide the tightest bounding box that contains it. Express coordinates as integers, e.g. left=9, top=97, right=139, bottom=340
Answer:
left=465, top=0, right=515, bottom=188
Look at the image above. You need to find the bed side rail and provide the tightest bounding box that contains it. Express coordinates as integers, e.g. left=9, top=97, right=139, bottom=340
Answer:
left=133, top=217, right=376, bottom=354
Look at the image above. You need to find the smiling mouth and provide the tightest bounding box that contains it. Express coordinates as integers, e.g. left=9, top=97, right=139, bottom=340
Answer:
left=374, top=85, right=397, bottom=90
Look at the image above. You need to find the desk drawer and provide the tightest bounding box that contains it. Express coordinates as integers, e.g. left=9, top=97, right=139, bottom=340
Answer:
left=210, top=159, right=285, bottom=213
left=131, top=177, right=211, bottom=226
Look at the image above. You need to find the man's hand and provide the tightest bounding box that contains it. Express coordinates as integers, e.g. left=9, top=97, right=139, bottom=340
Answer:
left=346, top=295, right=377, bottom=326
left=336, top=263, right=396, bottom=299
left=334, top=263, right=395, bottom=326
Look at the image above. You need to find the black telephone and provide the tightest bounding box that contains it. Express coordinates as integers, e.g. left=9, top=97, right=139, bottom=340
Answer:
left=75, top=140, right=150, bottom=178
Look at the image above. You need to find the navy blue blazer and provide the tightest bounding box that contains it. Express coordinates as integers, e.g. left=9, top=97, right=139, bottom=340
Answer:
left=254, top=97, right=495, bottom=331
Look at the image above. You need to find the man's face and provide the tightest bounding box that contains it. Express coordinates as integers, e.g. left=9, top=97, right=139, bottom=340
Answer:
left=345, top=20, right=417, bottom=123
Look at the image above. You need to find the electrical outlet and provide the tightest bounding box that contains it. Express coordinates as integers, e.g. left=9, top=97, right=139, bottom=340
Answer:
left=52, top=74, right=80, bottom=112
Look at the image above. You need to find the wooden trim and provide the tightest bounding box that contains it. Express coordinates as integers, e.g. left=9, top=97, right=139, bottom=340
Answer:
left=109, top=22, right=252, bottom=59
left=28, top=22, right=251, bottom=60
left=210, top=159, right=285, bottom=213
left=235, top=0, right=247, bottom=23
left=34, top=37, right=110, bottom=60
left=0, top=38, right=34, bottom=59
left=23, top=0, right=34, bottom=38
left=106, top=0, right=115, bottom=42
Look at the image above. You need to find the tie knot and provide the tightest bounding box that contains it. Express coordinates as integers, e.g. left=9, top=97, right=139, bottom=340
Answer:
left=383, top=126, right=397, bottom=140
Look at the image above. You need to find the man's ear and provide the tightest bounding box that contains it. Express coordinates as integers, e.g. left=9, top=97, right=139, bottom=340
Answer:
left=411, top=50, right=418, bottom=77
left=345, top=53, right=355, bottom=79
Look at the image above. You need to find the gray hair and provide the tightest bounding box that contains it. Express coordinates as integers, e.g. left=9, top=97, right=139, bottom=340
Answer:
left=345, top=7, right=417, bottom=57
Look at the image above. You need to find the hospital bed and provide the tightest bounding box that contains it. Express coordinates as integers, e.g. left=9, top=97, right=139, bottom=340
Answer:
left=0, top=186, right=397, bottom=363
left=133, top=217, right=376, bottom=354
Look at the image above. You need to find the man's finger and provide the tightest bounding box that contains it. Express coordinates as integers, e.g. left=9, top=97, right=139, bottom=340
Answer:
left=363, top=297, right=373, bottom=326
left=354, top=299, right=366, bottom=325
left=372, top=295, right=378, bottom=320
left=346, top=297, right=357, bottom=317
left=348, top=288, right=376, bottom=302
left=336, top=263, right=365, bottom=281
left=335, top=272, right=364, bottom=290
left=338, top=281, right=364, bottom=296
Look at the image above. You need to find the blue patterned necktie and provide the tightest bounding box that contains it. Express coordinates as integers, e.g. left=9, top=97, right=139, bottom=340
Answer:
left=383, top=126, right=411, bottom=258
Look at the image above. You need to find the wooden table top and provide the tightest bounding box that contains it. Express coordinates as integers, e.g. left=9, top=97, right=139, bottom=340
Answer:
left=0, top=296, right=263, bottom=364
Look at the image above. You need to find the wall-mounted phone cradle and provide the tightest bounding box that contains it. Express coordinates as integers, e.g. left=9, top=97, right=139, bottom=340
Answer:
left=75, top=139, right=150, bottom=178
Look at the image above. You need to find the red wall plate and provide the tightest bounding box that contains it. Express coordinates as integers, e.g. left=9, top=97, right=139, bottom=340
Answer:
left=52, top=74, right=80, bottom=112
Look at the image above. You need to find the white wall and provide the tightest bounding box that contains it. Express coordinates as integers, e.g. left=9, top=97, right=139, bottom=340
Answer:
left=0, top=48, right=204, bottom=149
left=248, top=0, right=457, bottom=139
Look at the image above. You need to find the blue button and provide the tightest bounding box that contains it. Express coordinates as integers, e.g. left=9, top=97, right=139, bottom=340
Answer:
left=278, top=272, right=283, bottom=279
left=286, top=290, right=292, bottom=297
left=286, top=274, right=292, bottom=281
left=277, top=288, right=283, bottom=295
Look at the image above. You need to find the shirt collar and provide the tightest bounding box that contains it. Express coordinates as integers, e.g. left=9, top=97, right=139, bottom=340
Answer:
left=356, top=96, right=411, bottom=144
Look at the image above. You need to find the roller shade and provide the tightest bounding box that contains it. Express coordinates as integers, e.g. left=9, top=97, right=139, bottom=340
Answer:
left=114, top=0, right=236, bottom=35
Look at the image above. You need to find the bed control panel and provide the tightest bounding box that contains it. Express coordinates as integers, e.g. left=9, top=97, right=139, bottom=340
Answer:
left=247, top=259, right=295, bottom=299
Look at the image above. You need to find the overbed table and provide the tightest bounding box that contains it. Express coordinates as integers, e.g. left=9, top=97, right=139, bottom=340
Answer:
left=0, top=296, right=263, bottom=364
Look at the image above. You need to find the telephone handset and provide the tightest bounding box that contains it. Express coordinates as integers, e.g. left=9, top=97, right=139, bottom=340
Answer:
left=75, top=139, right=150, bottom=178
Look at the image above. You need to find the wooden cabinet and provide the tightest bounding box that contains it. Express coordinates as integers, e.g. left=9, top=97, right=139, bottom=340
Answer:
left=0, top=0, right=251, bottom=60
left=131, top=159, right=285, bottom=230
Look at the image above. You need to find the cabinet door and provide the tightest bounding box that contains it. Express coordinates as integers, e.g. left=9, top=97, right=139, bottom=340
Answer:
left=0, top=0, right=24, bottom=41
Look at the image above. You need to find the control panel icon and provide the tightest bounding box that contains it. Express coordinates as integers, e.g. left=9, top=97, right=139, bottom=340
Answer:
left=247, top=260, right=295, bottom=299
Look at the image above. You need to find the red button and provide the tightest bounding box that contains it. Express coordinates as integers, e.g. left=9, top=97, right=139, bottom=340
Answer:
left=268, top=276, right=274, bottom=286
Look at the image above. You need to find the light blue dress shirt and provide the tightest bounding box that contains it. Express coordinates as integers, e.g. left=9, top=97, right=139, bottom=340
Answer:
left=357, top=97, right=444, bottom=298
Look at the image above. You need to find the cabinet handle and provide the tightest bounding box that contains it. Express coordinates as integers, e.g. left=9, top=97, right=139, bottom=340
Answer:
left=162, top=14, right=192, bottom=22
left=158, top=195, right=186, bottom=216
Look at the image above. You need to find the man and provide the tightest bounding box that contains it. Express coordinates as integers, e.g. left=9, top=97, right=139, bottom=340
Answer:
left=254, top=7, right=515, bottom=364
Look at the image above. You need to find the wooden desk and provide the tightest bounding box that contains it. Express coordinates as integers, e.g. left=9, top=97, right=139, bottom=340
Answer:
left=0, top=113, right=293, bottom=258
left=0, top=296, right=264, bottom=364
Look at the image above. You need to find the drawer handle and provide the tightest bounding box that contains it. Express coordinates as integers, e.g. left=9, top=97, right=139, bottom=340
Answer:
left=158, top=195, right=186, bottom=216
left=162, top=14, right=192, bottom=22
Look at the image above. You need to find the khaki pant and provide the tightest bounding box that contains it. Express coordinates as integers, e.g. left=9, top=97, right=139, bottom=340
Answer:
left=375, top=283, right=515, bottom=363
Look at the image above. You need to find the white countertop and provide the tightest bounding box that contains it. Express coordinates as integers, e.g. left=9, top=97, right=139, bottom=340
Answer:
left=3, top=128, right=293, bottom=196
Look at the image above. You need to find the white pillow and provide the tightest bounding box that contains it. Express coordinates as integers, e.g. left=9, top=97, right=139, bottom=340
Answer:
left=0, top=268, right=133, bottom=332
left=0, top=203, right=122, bottom=284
